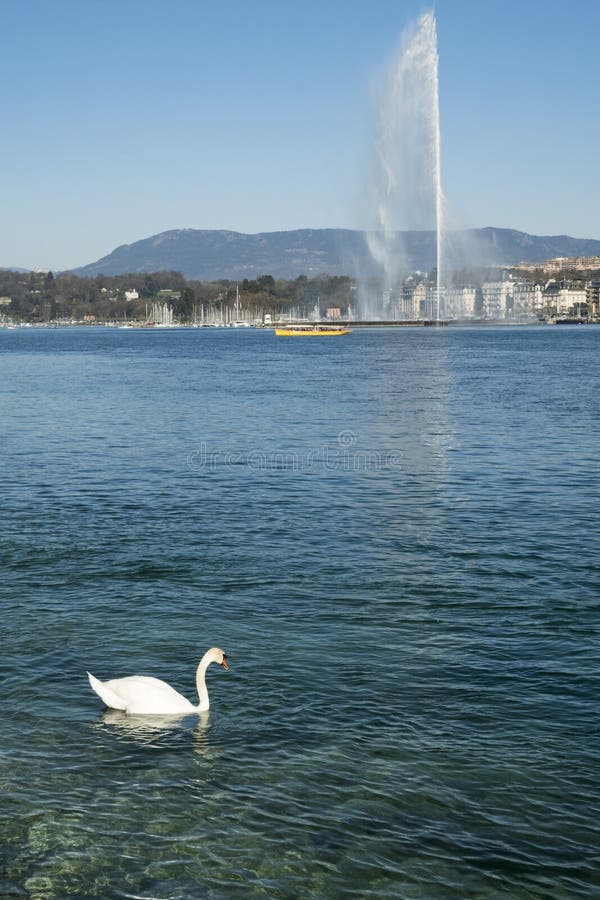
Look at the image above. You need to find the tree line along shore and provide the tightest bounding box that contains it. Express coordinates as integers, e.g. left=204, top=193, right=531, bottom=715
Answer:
left=0, top=271, right=354, bottom=324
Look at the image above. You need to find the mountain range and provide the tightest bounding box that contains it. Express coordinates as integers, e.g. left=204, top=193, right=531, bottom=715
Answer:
left=63, top=226, right=600, bottom=280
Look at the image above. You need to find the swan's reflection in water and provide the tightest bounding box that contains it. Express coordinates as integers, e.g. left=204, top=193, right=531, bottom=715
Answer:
left=95, top=709, right=221, bottom=760
left=98, top=709, right=216, bottom=756
left=101, top=708, right=208, bottom=733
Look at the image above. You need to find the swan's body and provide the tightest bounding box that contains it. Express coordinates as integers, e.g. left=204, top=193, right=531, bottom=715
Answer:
left=87, top=647, right=228, bottom=715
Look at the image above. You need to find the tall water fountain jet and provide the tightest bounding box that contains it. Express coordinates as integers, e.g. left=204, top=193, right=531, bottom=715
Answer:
left=361, top=10, right=443, bottom=320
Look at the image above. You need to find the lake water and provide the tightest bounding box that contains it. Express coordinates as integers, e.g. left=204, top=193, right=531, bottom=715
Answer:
left=1, top=325, right=598, bottom=899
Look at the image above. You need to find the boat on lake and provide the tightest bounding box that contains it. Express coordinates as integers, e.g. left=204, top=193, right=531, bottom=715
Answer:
left=275, top=324, right=351, bottom=336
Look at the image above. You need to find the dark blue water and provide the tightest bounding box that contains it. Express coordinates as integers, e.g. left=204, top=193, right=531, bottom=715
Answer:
left=1, top=325, right=599, bottom=899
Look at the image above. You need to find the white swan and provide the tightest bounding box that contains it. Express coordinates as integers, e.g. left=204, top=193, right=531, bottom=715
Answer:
left=87, top=647, right=229, bottom=715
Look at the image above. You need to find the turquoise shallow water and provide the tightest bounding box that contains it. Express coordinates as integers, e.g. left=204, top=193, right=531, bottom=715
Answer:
left=1, top=325, right=599, bottom=899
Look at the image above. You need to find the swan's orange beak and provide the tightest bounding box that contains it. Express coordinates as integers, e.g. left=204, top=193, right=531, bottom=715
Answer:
left=221, top=656, right=229, bottom=671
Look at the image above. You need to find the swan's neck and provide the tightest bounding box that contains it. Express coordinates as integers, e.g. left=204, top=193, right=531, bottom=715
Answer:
left=195, top=655, right=211, bottom=712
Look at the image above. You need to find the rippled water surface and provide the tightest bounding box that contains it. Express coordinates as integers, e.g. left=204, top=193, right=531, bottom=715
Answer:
left=1, top=325, right=599, bottom=898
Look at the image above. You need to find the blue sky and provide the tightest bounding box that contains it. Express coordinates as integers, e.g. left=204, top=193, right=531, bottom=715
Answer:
left=2, top=0, right=599, bottom=270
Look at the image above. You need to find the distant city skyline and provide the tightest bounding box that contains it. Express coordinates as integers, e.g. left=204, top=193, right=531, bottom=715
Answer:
left=2, top=0, right=599, bottom=271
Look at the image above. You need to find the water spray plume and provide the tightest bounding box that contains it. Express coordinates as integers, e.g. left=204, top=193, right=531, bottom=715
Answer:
left=361, top=10, right=443, bottom=320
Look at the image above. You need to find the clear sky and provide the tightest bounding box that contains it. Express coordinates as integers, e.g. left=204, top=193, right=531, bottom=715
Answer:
left=2, top=0, right=599, bottom=270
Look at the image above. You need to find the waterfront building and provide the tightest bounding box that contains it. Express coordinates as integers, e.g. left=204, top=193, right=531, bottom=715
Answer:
left=586, top=280, right=600, bottom=318
left=542, top=281, right=587, bottom=317
left=444, top=286, right=477, bottom=319
left=482, top=281, right=514, bottom=319
left=557, top=288, right=587, bottom=316
left=422, top=285, right=439, bottom=320
left=512, top=282, right=544, bottom=317
left=397, top=281, right=424, bottom=320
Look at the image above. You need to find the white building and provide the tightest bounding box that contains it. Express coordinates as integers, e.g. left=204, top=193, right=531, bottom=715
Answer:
left=423, top=285, right=439, bottom=319
left=395, top=282, right=421, bottom=320
left=444, top=286, right=477, bottom=319
left=482, top=281, right=514, bottom=319
left=395, top=282, right=444, bottom=320
left=125, top=290, right=139, bottom=302
left=512, top=282, right=544, bottom=317
left=554, top=288, right=587, bottom=316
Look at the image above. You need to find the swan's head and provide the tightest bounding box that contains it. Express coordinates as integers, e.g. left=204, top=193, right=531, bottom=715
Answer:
left=206, top=647, right=229, bottom=671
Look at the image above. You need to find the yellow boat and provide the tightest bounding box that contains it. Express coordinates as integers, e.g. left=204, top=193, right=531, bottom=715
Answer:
left=275, top=324, right=351, bottom=336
